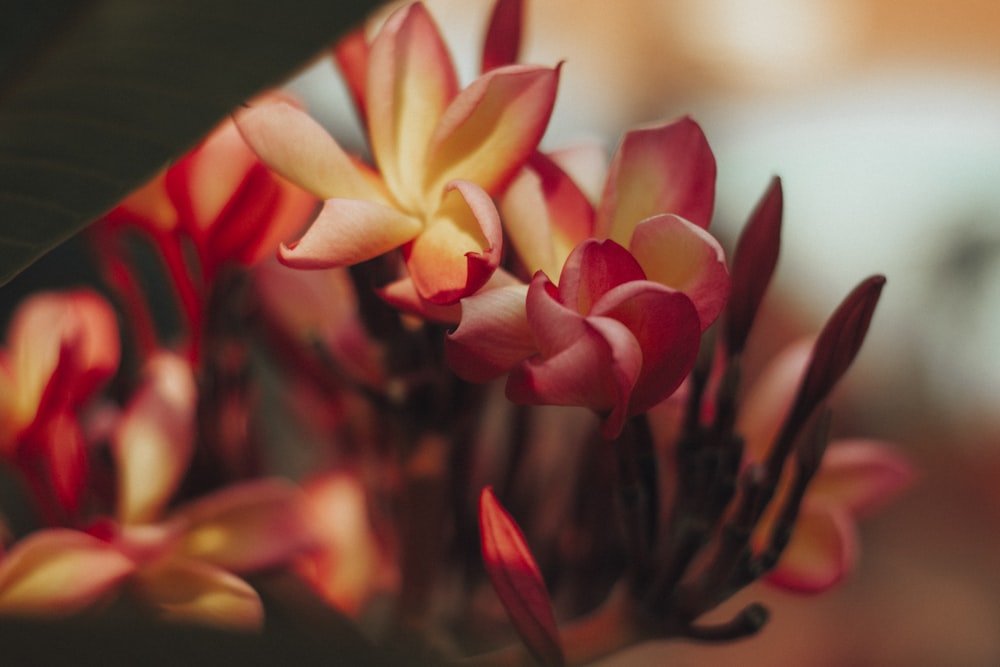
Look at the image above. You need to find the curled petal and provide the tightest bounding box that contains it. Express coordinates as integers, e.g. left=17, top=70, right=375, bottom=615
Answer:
left=367, top=2, right=459, bottom=210
left=628, top=214, right=730, bottom=329
left=764, top=503, right=856, bottom=594
left=404, top=180, right=502, bottom=304
left=114, top=353, right=197, bottom=525
left=557, top=238, right=645, bottom=317
left=596, top=117, right=716, bottom=243
left=425, top=64, right=560, bottom=199
left=278, top=198, right=422, bottom=269
left=592, top=281, right=701, bottom=415
left=481, top=0, right=524, bottom=73
left=808, top=440, right=916, bottom=516
left=446, top=283, right=533, bottom=382
left=501, top=152, right=595, bottom=279
left=479, top=487, right=565, bottom=667
left=377, top=276, right=463, bottom=324
left=132, top=557, right=263, bottom=630
left=172, top=478, right=314, bottom=573
left=235, top=101, right=382, bottom=201
left=0, top=529, right=134, bottom=616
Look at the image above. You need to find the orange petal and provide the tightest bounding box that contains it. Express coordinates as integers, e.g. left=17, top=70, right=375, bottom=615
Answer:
left=628, top=214, right=729, bottom=329
left=765, top=503, right=857, bottom=594
left=501, top=152, right=595, bottom=279
left=596, top=117, right=716, bottom=244
left=114, top=353, right=197, bottom=525
left=333, top=28, right=370, bottom=124
left=425, top=64, right=560, bottom=200
left=278, top=198, right=422, bottom=269
left=132, top=557, right=263, bottom=629
left=404, top=180, right=502, bottom=304
left=235, top=100, right=381, bottom=201
left=172, top=478, right=314, bottom=574
left=367, top=2, right=458, bottom=211
left=0, top=529, right=133, bottom=616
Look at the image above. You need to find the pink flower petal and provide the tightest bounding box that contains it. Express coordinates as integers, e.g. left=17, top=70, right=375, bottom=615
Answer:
left=628, top=214, right=730, bottom=329
left=479, top=487, right=565, bottom=667
left=591, top=281, right=701, bottom=415
left=446, top=283, right=533, bottom=382
left=235, top=100, right=381, bottom=201
left=556, top=239, right=645, bottom=317
left=0, top=529, right=134, bottom=616
left=425, top=64, right=560, bottom=200
left=132, top=557, right=263, bottom=629
left=113, top=353, right=197, bottom=525
left=403, top=180, right=503, bottom=304
left=367, top=2, right=459, bottom=211
left=501, top=152, right=595, bottom=279
left=808, top=440, right=916, bottom=516
left=764, top=503, right=857, bottom=594
left=278, top=198, right=423, bottom=269
left=172, top=478, right=314, bottom=574
left=549, top=143, right=608, bottom=205
left=596, top=117, right=716, bottom=244
left=481, top=0, right=524, bottom=73
left=513, top=277, right=642, bottom=437
left=737, top=340, right=813, bottom=463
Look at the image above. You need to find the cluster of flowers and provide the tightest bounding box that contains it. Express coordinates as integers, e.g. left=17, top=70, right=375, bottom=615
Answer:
left=0, top=0, right=912, bottom=663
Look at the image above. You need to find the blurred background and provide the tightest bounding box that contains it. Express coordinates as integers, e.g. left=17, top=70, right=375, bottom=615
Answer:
left=286, top=1, right=1000, bottom=664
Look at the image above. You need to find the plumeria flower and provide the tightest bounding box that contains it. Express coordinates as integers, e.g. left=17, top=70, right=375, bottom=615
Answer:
left=0, top=290, right=119, bottom=520
left=738, top=340, right=915, bottom=592
left=448, top=238, right=701, bottom=439
left=502, top=118, right=728, bottom=329
left=0, top=352, right=311, bottom=627
left=105, top=104, right=318, bottom=281
left=235, top=2, right=560, bottom=304
left=90, top=351, right=315, bottom=628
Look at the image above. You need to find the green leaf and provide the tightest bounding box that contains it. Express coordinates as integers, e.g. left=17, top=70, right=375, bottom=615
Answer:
left=0, top=0, right=382, bottom=286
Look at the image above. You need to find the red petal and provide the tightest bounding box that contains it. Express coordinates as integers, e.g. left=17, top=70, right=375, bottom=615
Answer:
left=481, top=0, right=523, bottom=72
left=596, top=117, right=716, bottom=243
left=333, top=28, right=371, bottom=124
left=592, top=281, right=701, bottom=415
left=724, top=177, right=782, bottom=355
left=479, top=487, right=564, bottom=666
left=764, top=503, right=856, bottom=594
left=556, top=238, right=645, bottom=317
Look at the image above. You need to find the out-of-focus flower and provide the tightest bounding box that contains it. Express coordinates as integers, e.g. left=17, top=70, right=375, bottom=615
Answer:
left=235, top=2, right=560, bottom=304
left=295, top=472, right=398, bottom=616
left=97, top=352, right=314, bottom=628
left=502, top=118, right=727, bottom=329
left=448, top=239, right=701, bottom=438
left=0, top=352, right=311, bottom=627
left=105, top=106, right=318, bottom=281
left=738, top=340, right=915, bottom=592
left=0, top=290, right=119, bottom=519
